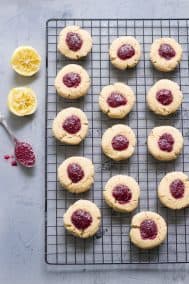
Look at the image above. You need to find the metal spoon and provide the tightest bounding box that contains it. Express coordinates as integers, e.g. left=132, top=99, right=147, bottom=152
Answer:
left=0, top=113, right=36, bottom=168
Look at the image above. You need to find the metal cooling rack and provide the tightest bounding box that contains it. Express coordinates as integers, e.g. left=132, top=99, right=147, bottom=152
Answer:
left=45, top=19, right=189, bottom=266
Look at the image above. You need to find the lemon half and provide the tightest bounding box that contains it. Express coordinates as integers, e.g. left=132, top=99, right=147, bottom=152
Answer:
left=8, top=87, right=37, bottom=116
left=11, top=46, right=41, bottom=77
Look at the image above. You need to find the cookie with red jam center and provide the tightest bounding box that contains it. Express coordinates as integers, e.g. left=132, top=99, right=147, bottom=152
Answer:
left=101, top=124, right=136, bottom=161
left=147, top=79, right=183, bottom=116
left=158, top=172, right=189, bottom=210
left=103, top=175, right=140, bottom=212
left=130, top=211, right=167, bottom=249
left=147, top=126, right=183, bottom=161
left=109, top=36, right=141, bottom=70
left=58, top=156, right=94, bottom=193
left=64, top=200, right=101, bottom=238
left=58, top=25, right=92, bottom=59
left=55, top=64, right=90, bottom=99
left=150, top=37, right=182, bottom=72
left=99, top=82, right=136, bottom=119
left=52, top=107, right=88, bottom=145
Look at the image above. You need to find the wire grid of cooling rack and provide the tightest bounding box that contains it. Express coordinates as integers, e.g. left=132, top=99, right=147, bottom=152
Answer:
left=45, top=19, right=189, bottom=266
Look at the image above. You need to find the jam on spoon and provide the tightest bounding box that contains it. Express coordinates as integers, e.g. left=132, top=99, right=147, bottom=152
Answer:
left=0, top=113, right=36, bottom=168
left=14, top=140, right=35, bottom=167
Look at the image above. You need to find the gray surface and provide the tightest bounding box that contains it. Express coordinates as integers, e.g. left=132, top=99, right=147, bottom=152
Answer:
left=1, top=0, right=189, bottom=283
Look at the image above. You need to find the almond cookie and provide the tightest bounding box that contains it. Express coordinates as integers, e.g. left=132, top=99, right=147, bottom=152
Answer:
left=147, top=126, right=184, bottom=161
left=109, top=36, right=141, bottom=70
left=58, top=26, right=92, bottom=59
left=54, top=64, right=90, bottom=99
left=130, top=211, right=167, bottom=249
left=64, top=200, right=101, bottom=238
left=158, top=172, right=189, bottom=210
left=101, top=124, right=136, bottom=161
left=147, top=79, right=183, bottom=116
left=58, top=157, right=94, bottom=193
left=150, top=37, right=182, bottom=72
left=99, top=82, right=135, bottom=119
left=52, top=107, right=88, bottom=145
left=103, top=175, right=140, bottom=213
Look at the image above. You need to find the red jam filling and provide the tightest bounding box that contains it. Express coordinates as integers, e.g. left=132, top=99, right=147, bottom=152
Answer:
left=140, top=219, right=158, bottom=240
left=71, top=209, right=92, bottom=230
left=111, top=135, right=129, bottom=151
left=158, top=133, right=174, bottom=152
left=117, top=44, right=135, bottom=60
left=11, top=160, right=17, bottom=166
left=14, top=141, right=36, bottom=167
left=67, top=163, right=84, bottom=183
left=112, top=184, right=132, bottom=204
left=63, top=115, right=81, bottom=134
left=107, top=92, right=127, bottom=108
left=63, top=72, right=81, bottom=88
left=66, top=32, right=83, bottom=51
left=4, top=155, right=10, bottom=160
left=170, top=179, right=185, bottom=199
left=158, top=43, right=176, bottom=60
left=156, top=89, right=173, bottom=106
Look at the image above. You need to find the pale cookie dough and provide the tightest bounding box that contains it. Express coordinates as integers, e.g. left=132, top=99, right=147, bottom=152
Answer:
left=130, top=211, right=167, bottom=249
left=54, top=64, right=90, bottom=99
left=147, top=79, right=183, bottom=116
left=147, top=126, right=184, bottom=161
left=64, top=200, right=101, bottom=238
left=101, top=124, right=136, bottom=161
left=58, top=26, right=92, bottom=59
left=103, top=175, right=140, bottom=213
left=109, top=36, right=141, bottom=70
left=150, top=37, right=182, bottom=72
left=158, top=172, right=189, bottom=210
left=99, top=82, right=136, bottom=119
left=58, top=156, right=94, bottom=193
left=52, top=107, right=88, bottom=145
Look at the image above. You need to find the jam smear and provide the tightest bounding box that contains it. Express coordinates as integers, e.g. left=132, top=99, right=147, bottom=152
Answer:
left=4, top=155, right=10, bottom=160
left=11, top=160, right=17, bottom=166
left=63, top=72, right=81, bottom=88
left=63, top=115, right=81, bottom=134
left=158, top=43, right=176, bottom=60
left=170, top=179, right=185, bottom=199
left=117, top=44, right=135, bottom=60
left=140, top=219, right=158, bottom=240
left=71, top=209, right=92, bottom=230
left=112, top=184, right=132, bottom=204
left=14, top=141, right=36, bottom=167
left=67, top=163, right=84, bottom=183
left=66, top=32, right=83, bottom=51
left=158, top=133, right=174, bottom=152
left=111, top=135, right=129, bottom=151
left=156, top=89, right=173, bottom=106
left=107, top=92, right=127, bottom=108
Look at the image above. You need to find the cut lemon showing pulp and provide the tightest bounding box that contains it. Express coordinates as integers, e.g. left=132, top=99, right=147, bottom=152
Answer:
left=11, top=46, right=41, bottom=77
left=8, top=87, right=37, bottom=116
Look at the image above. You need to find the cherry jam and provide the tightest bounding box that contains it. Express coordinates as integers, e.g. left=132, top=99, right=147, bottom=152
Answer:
left=71, top=209, right=92, bottom=230
left=112, top=184, right=132, bottom=204
left=63, top=72, right=81, bottom=88
left=117, top=44, right=135, bottom=60
left=66, top=32, right=83, bottom=51
left=63, top=115, right=81, bottom=134
left=111, top=135, right=129, bottom=151
left=107, top=92, right=127, bottom=108
left=140, top=219, right=158, bottom=240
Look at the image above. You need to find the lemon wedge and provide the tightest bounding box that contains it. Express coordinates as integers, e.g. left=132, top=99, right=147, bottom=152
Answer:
left=11, top=46, right=41, bottom=77
left=8, top=87, right=37, bottom=116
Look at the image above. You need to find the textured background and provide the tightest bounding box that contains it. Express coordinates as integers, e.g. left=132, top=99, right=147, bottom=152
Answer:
left=0, top=0, right=189, bottom=283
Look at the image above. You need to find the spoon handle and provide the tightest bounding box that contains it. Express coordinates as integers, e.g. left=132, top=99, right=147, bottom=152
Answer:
left=0, top=113, right=17, bottom=143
